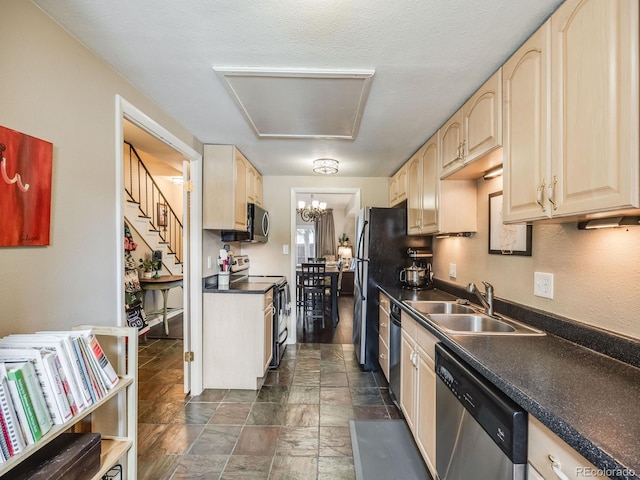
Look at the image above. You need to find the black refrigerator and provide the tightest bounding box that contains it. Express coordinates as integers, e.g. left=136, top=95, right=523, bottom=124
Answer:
left=352, top=207, right=431, bottom=371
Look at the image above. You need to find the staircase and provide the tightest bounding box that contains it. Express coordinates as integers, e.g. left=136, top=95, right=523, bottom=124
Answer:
left=123, top=142, right=183, bottom=276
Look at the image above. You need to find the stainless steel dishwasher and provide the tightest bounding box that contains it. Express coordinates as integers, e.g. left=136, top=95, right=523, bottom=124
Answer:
left=435, top=344, right=527, bottom=480
left=387, top=301, right=402, bottom=408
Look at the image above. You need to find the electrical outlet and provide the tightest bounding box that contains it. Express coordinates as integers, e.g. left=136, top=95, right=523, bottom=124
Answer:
left=449, top=263, right=457, bottom=279
left=534, top=272, right=554, bottom=299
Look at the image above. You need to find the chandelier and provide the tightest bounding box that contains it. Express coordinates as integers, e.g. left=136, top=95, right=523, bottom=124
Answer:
left=297, top=196, right=328, bottom=222
left=313, top=158, right=339, bottom=175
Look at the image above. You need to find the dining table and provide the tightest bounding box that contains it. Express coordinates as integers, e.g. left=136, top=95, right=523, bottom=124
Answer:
left=296, top=266, right=341, bottom=328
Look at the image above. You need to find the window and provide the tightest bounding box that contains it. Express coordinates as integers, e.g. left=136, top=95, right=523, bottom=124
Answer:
left=296, top=226, right=315, bottom=265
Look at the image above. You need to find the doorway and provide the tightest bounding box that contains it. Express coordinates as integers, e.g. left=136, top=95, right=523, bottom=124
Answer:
left=116, top=96, right=203, bottom=395
left=290, top=187, right=361, bottom=345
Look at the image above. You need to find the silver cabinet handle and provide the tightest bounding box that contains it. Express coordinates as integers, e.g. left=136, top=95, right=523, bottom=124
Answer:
left=548, top=176, right=558, bottom=211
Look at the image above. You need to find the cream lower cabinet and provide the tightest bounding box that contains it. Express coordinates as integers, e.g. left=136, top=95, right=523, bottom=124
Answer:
left=528, top=416, right=609, bottom=480
left=378, top=292, right=391, bottom=380
left=203, top=289, right=273, bottom=389
left=400, top=312, right=437, bottom=478
left=504, top=0, right=639, bottom=223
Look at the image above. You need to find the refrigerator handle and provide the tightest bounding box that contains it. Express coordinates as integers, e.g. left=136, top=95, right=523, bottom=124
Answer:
left=354, top=219, right=369, bottom=295
left=355, top=220, right=368, bottom=261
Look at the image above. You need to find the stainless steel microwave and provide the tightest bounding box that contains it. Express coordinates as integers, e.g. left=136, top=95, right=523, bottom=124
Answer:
left=220, top=203, right=269, bottom=243
left=247, top=203, right=269, bottom=243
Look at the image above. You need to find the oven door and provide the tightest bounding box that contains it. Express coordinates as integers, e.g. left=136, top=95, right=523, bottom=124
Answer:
left=270, top=281, right=288, bottom=368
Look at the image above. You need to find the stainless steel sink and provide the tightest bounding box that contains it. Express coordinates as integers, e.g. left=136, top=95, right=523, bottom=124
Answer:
left=428, top=314, right=515, bottom=333
left=403, top=301, right=545, bottom=336
left=404, top=301, right=476, bottom=315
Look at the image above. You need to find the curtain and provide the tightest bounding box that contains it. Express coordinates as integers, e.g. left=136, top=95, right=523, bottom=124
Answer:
left=315, top=209, right=337, bottom=258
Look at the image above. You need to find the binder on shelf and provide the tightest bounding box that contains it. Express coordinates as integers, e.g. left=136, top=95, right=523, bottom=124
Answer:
left=6, top=362, right=52, bottom=436
left=5, top=365, right=43, bottom=442
left=0, top=373, right=26, bottom=455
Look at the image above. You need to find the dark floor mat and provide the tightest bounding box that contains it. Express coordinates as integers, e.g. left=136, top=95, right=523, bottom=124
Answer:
left=350, top=419, right=431, bottom=480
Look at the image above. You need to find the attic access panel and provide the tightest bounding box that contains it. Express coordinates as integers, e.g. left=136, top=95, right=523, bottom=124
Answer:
left=213, top=67, right=375, bottom=139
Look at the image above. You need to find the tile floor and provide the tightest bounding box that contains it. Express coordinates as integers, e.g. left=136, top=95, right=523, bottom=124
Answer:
left=137, top=338, right=402, bottom=479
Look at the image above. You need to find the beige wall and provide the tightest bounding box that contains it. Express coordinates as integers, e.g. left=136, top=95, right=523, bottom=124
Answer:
left=433, top=176, right=640, bottom=340
left=0, top=0, right=201, bottom=336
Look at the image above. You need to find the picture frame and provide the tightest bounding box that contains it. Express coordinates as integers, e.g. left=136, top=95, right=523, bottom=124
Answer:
left=488, top=191, right=532, bottom=256
left=157, top=202, right=168, bottom=227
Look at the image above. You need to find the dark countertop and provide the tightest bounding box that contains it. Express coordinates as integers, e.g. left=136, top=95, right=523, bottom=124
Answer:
left=203, top=281, right=275, bottom=294
left=378, top=285, right=640, bottom=480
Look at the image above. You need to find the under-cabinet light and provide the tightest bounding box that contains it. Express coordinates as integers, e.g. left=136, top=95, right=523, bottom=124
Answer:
left=483, top=166, right=503, bottom=180
left=577, top=216, right=640, bottom=230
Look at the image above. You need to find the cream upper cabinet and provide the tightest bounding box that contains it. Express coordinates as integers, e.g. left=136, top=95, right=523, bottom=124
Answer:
left=203, top=145, right=263, bottom=231
left=404, top=132, right=475, bottom=235
left=233, top=153, right=249, bottom=230
left=390, top=164, right=408, bottom=206
left=439, top=109, right=465, bottom=178
left=407, top=135, right=438, bottom=235
left=503, top=20, right=552, bottom=222
left=406, top=152, right=422, bottom=234
left=504, top=0, right=639, bottom=222
left=420, top=137, right=439, bottom=233
left=462, top=69, right=503, bottom=165
left=549, top=0, right=639, bottom=217
left=440, top=69, right=503, bottom=179
left=246, top=163, right=264, bottom=208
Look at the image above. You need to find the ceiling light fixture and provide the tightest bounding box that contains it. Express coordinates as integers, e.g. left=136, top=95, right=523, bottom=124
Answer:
left=313, top=158, right=339, bottom=175
left=297, top=195, right=329, bottom=222
left=171, top=177, right=184, bottom=184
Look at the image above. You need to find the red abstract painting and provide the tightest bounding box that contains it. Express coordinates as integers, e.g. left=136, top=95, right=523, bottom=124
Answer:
left=0, top=126, right=53, bottom=246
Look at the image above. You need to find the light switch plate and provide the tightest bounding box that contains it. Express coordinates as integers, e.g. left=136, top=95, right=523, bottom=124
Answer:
left=449, top=263, right=457, bottom=279
left=534, top=272, right=554, bottom=299
left=283, top=244, right=289, bottom=255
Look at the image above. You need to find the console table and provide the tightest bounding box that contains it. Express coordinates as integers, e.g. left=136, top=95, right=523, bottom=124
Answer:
left=139, top=275, right=183, bottom=335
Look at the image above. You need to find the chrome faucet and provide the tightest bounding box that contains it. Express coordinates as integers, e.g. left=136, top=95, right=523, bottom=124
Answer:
left=468, top=281, right=495, bottom=317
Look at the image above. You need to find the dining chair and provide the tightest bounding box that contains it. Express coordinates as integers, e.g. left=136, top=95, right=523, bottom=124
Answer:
left=300, top=262, right=326, bottom=329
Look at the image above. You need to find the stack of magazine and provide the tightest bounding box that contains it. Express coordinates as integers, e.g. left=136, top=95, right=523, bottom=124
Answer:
left=0, top=329, right=118, bottom=463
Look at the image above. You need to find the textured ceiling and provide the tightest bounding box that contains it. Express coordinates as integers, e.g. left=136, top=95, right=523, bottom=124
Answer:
left=33, top=0, right=564, bottom=177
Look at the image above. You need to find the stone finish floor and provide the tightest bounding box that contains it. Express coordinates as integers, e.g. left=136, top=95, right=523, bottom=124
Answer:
left=137, top=338, right=401, bottom=479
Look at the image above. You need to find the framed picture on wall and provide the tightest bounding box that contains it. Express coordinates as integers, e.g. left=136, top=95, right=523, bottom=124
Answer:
left=157, top=203, right=168, bottom=227
left=488, top=191, right=532, bottom=256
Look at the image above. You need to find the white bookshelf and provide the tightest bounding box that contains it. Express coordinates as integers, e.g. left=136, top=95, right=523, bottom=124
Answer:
left=0, top=325, right=138, bottom=479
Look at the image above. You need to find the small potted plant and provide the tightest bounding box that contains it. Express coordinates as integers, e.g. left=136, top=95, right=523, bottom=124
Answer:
left=139, top=258, right=160, bottom=279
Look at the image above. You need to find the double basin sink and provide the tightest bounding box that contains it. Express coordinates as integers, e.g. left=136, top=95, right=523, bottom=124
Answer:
left=404, top=300, right=545, bottom=336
